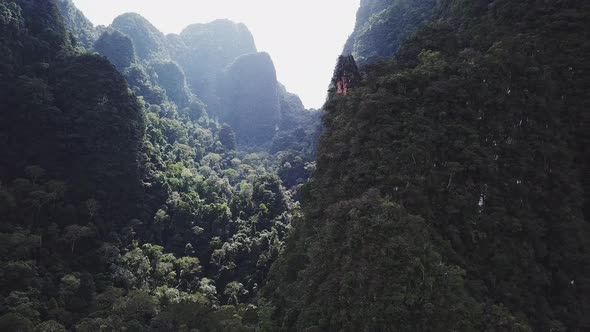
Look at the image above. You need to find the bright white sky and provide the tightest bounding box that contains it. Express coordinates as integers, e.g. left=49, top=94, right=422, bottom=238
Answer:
left=72, top=0, right=360, bottom=109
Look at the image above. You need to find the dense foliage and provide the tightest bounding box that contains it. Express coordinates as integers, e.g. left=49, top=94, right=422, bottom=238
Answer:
left=55, top=0, right=97, bottom=49
left=265, top=0, right=590, bottom=330
left=1, top=0, right=318, bottom=330
left=94, top=30, right=136, bottom=71
left=4, top=0, right=587, bottom=331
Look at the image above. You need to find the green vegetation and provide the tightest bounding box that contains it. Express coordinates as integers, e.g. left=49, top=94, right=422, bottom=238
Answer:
left=266, top=0, right=590, bottom=330
left=94, top=30, right=136, bottom=70
left=90, top=11, right=315, bottom=148
left=111, top=12, right=170, bottom=61
left=1, top=0, right=316, bottom=330
left=2, top=0, right=588, bottom=331
left=55, top=0, right=98, bottom=49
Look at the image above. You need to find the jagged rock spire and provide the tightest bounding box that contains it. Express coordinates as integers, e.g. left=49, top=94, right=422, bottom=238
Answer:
left=331, top=54, right=361, bottom=95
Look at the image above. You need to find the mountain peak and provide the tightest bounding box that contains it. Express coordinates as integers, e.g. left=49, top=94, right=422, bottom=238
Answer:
left=113, top=12, right=150, bottom=23
left=180, top=19, right=257, bottom=54
left=221, top=51, right=281, bottom=145
left=112, top=12, right=169, bottom=60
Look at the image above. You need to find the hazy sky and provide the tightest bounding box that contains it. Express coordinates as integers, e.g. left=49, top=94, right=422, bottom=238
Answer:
left=72, top=0, right=360, bottom=109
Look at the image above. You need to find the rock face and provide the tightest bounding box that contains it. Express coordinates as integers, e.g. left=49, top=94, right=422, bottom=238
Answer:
left=343, top=0, right=437, bottom=64
left=220, top=52, right=281, bottom=146
left=111, top=13, right=169, bottom=60
left=170, top=19, right=257, bottom=115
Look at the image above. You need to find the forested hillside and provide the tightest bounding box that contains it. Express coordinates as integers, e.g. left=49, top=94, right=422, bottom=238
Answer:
left=265, top=0, right=590, bottom=331
left=55, top=0, right=97, bottom=49
left=1, top=0, right=588, bottom=331
left=0, top=0, right=317, bottom=330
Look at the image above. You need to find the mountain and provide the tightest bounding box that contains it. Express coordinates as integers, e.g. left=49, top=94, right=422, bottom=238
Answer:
left=93, top=15, right=204, bottom=114
left=151, top=60, right=193, bottom=108
left=220, top=52, right=281, bottom=146
left=264, top=0, right=590, bottom=330
left=172, top=19, right=257, bottom=115
left=6, top=0, right=585, bottom=331
left=58, top=8, right=316, bottom=147
left=0, top=0, right=144, bottom=225
left=0, top=1, right=151, bottom=330
left=105, top=15, right=260, bottom=123
left=111, top=12, right=170, bottom=61
left=0, top=0, right=322, bottom=330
